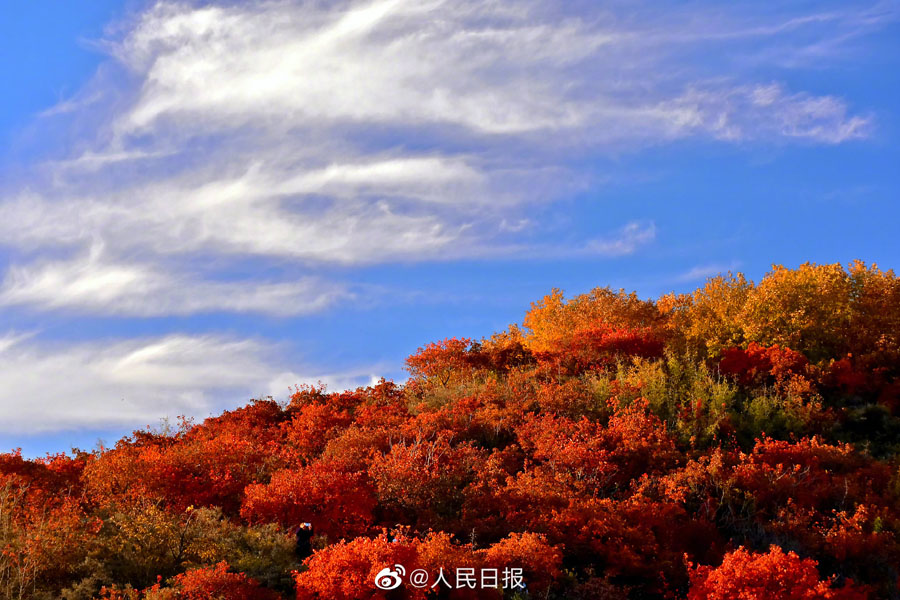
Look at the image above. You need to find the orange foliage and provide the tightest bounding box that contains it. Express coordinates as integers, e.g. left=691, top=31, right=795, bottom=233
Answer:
left=718, top=342, right=809, bottom=387
left=241, top=459, right=376, bottom=538
left=535, top=325, right=665, bottom=376
left=368, top=436, right=486, bottom=528
left=406, top=337, right=482, bottom=386
left=6, top=262, right=900, bottom=599
left=293, top=532, right=420, bottom=600
left=523, top=287, right=661, bottom=353
left=174, top=562, right=281, bottom=600
left=688, top=546, right=870, bottom=600
left=84, top=401, right=286, bottom=514
left=516, top=402, right=679, bottom=493
left=481, top=532, right=562, bottom=593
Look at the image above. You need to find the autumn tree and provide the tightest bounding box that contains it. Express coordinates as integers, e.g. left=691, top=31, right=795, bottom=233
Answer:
left=241, top=459, right=376, bottom=539
left=523, top=287, right=661, bottom=353
left=688, top=546, right=870, bottom=600
left=4, top=261, right=900, bottom=599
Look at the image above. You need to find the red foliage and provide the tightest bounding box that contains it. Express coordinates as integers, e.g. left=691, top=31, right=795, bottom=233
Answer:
left=688, top=546, right=870, bottom=600
left=174, top=562, right=281, bottom=600
left=294, top=530, right=560, bottom=600
left=281, top=402, right=354, bottom=464
left=0, top=465, right=101, bottom=591
left=0, top=450, right=87, bottom=495
left=719, top=342, right=809, bottom=387
left=84, top=400, right=286, bottom=514
left=534, top=325, right=665, bottom=376
left=481, top=532, right=562, bottom=592
left=368, top=435, right=486, bottom=528
left=731, top=436, right=893, bottom=513
left=406, top=338, right=483, bottom=385
left=293, top=532, right=421, bottom=600
left=9, top=264, right=900, bottom=599
left=241, top=459, right=376, bottom=538
left=826, top=357, right=869, bottom=396
left=516, top=401, right=679, bottom=493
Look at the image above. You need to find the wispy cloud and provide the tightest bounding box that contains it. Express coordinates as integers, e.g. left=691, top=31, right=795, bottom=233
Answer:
left=673, top=261, right=743, bottom=284
left=0, top=247, right=351, bottom=317
left=2, top=0, right=875, bottom=280
left=0, top=0, right=887, bottom=433
left=0, top=333, right=380, bottom=432
left=99, top=0, right=875, bottom=144
left=584, top=222, right=657, bottom=257
left=663, top=83, right=871, bottom=143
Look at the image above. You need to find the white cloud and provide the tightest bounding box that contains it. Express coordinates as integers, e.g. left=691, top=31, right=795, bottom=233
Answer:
left=49, top=149, right=176, bottom=172
left=0, top=0, right=873, bottom=277
left=110, top=0, right=609, bottom=137
left=93, top=0, right=873, bottom=146
left=585, top=222, right=657, bottom=257
left=0, top=333, right=378, bottom=432
left=663, top=83, right=871, bottom=143
left=0, top=248, right=350, bottom=316
left=0, top=0, right=884, bottom=433
left=0, top=157, right=486, bottom=265
left=673, top=262, right=743, bottom=283
left=280, top=157, right=484, bottom=201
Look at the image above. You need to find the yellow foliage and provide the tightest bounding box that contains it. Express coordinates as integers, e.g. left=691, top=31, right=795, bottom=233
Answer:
left=740, top=263, right=852, bottom=361
left=659, top=262, right=900, bottom=364
left=662, top=273, right=752, bottom=358
left=523, top=287, right=659, bottom=353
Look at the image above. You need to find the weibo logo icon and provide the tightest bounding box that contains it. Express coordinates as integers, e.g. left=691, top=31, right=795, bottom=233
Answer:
left=374, top=564, right=406, bottom=590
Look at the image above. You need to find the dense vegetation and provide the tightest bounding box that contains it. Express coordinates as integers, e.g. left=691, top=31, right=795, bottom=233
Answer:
left=2, top=261, right=900, bottom=599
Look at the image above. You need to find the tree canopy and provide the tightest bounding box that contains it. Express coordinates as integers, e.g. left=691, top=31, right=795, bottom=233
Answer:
left=3, top=261, right=899, bottom=599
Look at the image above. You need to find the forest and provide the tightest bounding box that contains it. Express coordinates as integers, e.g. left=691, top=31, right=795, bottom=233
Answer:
left=2, top=260, right=899, bottom=599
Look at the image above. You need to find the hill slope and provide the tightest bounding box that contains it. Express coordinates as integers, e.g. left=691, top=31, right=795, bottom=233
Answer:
left=2, top=261, right=899, bottom=599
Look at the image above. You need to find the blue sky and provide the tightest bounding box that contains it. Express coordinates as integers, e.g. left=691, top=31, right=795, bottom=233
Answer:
left=1, top=0, right=898, bottom=456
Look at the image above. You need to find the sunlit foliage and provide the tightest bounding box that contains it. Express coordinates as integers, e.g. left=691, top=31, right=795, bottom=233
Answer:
left=2, top=261, right=899, bottom=599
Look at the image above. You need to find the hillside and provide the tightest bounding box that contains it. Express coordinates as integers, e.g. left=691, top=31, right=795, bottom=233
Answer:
left=2, top=261, right=900, bottom=599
